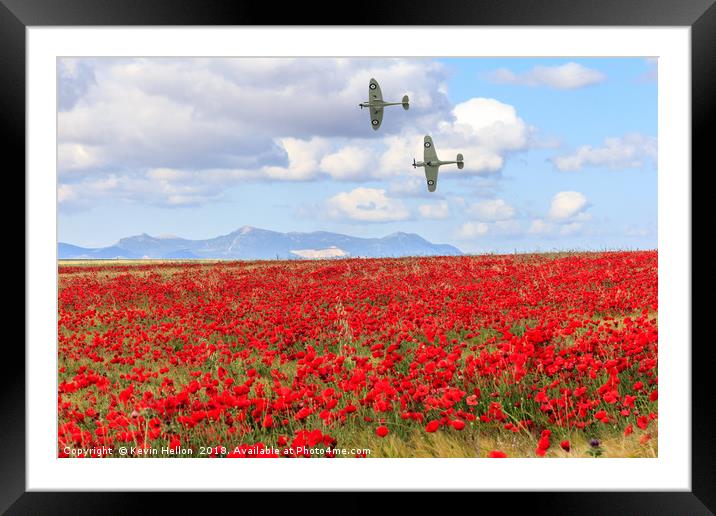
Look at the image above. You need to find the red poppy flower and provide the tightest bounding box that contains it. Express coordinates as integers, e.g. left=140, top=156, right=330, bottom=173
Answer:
left=450, top=420, right=466, bottom=430
left=425, top=420, right=440, bottom=433
left=488, top=450, right=507, bottom=458
left=637, top=416, right=649, bottom=430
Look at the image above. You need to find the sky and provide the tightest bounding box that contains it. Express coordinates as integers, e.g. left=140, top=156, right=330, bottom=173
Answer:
left=57, top=57, right=657, bottom=254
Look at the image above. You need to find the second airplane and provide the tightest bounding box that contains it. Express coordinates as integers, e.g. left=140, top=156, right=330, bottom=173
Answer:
left=413, top=136, right=464, bottom=192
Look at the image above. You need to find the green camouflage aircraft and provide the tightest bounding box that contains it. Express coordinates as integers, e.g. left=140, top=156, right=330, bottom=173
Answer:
left=413, top=135, right=464, bottom=192
left=359, top=78, right=409, bottom=131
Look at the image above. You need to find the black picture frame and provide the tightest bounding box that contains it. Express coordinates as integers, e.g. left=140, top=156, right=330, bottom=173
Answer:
left=6, top=0, right=710, bottom=513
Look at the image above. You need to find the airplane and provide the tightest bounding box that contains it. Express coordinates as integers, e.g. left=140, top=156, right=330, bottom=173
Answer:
left=412, top=135, right=464, bottom=192
left=359, top=78, right=409, bottom=131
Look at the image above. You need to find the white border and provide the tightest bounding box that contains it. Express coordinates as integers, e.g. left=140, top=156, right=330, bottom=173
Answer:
left=27, top=27, right=690, bottom=491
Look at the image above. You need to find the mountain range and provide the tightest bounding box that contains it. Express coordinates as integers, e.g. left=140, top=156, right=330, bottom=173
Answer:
left=58, top=226, right=463, bottom=260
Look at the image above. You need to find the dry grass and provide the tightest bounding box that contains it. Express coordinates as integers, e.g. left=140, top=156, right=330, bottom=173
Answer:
left=346, top=426, right=658, bottom=458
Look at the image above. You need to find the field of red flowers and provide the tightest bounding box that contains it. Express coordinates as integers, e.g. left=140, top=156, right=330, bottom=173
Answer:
left=58, top=251, right=657, bottom=458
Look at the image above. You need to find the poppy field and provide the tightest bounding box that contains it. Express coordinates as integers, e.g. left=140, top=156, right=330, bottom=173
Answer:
left=58, top=251, right=658, bottom=458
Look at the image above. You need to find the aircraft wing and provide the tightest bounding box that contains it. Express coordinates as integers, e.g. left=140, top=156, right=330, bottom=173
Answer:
left=370, top=106, right=384, bottom=130
left=424, top=165, right=439, bottom=192
left=423, top=135, right=438, bottom=162
left=369, top=78, right=383, bottom=103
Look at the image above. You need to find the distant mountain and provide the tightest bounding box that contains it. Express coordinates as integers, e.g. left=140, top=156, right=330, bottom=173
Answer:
left=58, top=226, right=462, bottom=260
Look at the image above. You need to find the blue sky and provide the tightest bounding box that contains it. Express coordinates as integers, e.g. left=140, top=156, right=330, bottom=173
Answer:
left=57, top=57, right=657, bottom=253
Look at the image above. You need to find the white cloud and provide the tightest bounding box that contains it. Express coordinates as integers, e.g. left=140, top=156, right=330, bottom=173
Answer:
left=57, top=57, right=455, bottom=209
left=457, top=222, right=490, bottom=238
left=418, top=201, right=449, bottom=219
left=492, top=220, right=523, bottom=235
left=528, top=219, right=584, bottom=237
left=146, top=168, right=191, bottom=181
left=552, top=133, right=657, bottom=172
left=58, top=169, right=229, bottom=211
left=265, top=94, right=531, bottom=201
left=457, top=219, right=523, bottom=240
left=454, top=197, right=521, bottom=240
left=547, top=191, right=589, bottom=221
left=58, top=143, right=104, bottom=171
left=451, top=98, right=528, bottom=151
left=466, top=199, right=516, bottom=222
left=527, top=192, right=591, bottom=237
left=57, top=58, right=535, bottom=211
left=378, top=97, right=530, bottom=185
left=528, top=218, right=552, bottom=235
left=387, top=176, right=438, bottom=199
left=59, top=57, right=451, bottom=147
left=443, top=98, right=529, bottom=170
left=57, top=184, right=78, bottom=204
left=262, top=137, right=330, bottom=181
left=319, top=146, right=372, bottom=181
left=453, top=192, right=591, bottom=242
left=325, top=187, right=410, bottom=222
left=487, top=62, right=606, bottom=90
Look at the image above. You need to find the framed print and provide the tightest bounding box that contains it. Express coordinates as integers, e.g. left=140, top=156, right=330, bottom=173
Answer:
left=6, top=0, right=712, bottom=512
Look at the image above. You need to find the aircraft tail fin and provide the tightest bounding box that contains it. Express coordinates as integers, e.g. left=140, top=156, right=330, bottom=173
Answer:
left=402, top=95, right=410, bottom=110
left=457, top=153, right=464, bottom=169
